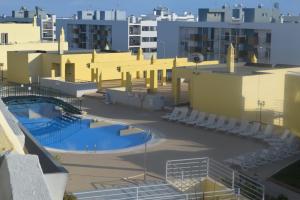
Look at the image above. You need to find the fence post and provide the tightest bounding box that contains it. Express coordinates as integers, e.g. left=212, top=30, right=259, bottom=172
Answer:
left=136, top=187, right=139, bottom=200
left=206, top=158, right=209, bottom=177
left=181, top=171, right=184, bottom=191
left=232, top=170, right=235, bottom=189
left=165, top=162, right=168, bottom=181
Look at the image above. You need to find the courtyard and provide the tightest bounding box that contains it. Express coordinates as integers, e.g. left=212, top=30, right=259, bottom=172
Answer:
left=49, top=95, right=299, bottom=199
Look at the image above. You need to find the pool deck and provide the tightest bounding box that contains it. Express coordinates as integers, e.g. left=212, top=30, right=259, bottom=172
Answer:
left=52, top=95, right=300, bottom=198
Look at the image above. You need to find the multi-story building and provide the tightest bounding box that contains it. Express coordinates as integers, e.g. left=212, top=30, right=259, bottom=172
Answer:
left=56, top=18, right=128, bottom=51
left=77, top=9, right=127, bottom=21
left=2, top=6, right=57, bottom=41
left=60, top=7, right=196, bottom=58
left=157, top=4, right=300, bottom=65
left=128, top=17, right=157, bottom=58
left=152, top=6, right=196, bottom=22
left=198, top=3, right=281, bottom=23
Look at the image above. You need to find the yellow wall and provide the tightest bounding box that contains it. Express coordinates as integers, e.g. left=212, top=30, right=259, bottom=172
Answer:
left=191, top=73, right=243, bottom=118
left=174, top=65, right=300, bottom=133
left=7, top=51, right=197, bottom=86
left=0, top=23, right=40, bottom=44
left=7, top=51, right=30, bottom=84
left=0, top=42, right=68, bottom=71
left=284, top=74, right=300, bottom=137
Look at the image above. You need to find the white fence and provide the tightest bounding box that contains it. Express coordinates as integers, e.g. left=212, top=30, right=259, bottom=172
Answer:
left=75, top=183, right=235, bottom=200
left=75, top=157, right=265, bottom=200
left=166, top=157, right=265, bottom=200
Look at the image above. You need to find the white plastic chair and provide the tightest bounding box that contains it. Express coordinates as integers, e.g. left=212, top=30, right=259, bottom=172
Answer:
left=186, top=112, right=206, bottom=125
left=254, top=124, right=274, bottom=139
left=229, top=120, right=250, bottom=135
left=207, top=116, right=226, bottom=129
left=169, top=107, right=188, bottom=121
left=161, top=107, right=180, bottom=120
left=264, top=129, right=290, bottom=143
left=217, top=118, right=237, bottom=132
left=239, top=122, right=260, bottom=137
left=196, top=114, right=216, bottom=127
left=179, top=110, right=198, bottom=123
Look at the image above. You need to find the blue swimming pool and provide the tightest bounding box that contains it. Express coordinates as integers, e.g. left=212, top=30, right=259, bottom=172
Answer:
left=5, top=96, right=151, bottom=152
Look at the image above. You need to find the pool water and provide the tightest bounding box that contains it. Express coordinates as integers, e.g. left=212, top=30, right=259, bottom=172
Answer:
left=6, top=98, right=151, bottom=152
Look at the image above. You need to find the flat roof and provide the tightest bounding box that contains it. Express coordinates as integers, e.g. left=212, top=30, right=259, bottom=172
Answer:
left=181, top=62, right=300, bottom=76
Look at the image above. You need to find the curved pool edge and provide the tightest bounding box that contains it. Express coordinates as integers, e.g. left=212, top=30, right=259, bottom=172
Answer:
left=46, top=132, right=164, bottom=154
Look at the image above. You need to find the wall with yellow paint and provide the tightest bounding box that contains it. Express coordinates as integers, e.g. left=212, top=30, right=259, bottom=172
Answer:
left=7, top=50, right=197, bottom=86
left=0, top=23, right=40, bottom=44
left=7, top=51, right=30, bottom=84
left=190, top=73, right=243, bottom=118
left=174, top=65, right=300, bottom=132
left=284, top=74, right=300, bottom=137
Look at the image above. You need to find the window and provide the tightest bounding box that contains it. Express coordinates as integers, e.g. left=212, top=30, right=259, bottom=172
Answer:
left=142, top=37, right=150, bottom=42
left=150, top=26, right=156, bottom=31
left=150, top=37, right=157, bottom=42
left=142, top=26, right=149, bottom=31
left=142, top=26, right=156, bottom=31
left=1, top=33, right=8, bottom=44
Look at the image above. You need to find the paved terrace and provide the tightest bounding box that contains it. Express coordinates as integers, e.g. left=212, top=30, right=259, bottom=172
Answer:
left=52, top=96, right=264, bottom=190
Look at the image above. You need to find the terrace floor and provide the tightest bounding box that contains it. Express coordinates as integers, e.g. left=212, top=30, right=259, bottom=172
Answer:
left=50, top=84, right=300, bottom=198
left=52, top=97, right=264, bottom=190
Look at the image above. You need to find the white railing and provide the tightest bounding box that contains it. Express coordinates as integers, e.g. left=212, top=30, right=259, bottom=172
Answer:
left=166, top=157, right=209, bottom=191
left=166, top=157, right=265, bottom=200
left=74, top=157, right=264, bottom=200
left=75, top=183, right=235, bottom=200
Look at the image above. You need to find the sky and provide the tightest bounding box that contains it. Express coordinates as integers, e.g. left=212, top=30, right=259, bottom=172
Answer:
left=1, top=0, right=300, bottom=17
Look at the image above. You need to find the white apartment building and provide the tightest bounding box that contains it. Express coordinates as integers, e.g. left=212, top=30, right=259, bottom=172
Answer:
left=40, top=15, right=56, bottom=41
left=157, top=20, right=300, bottom=65
left=128, top=17, right=157, bottom=59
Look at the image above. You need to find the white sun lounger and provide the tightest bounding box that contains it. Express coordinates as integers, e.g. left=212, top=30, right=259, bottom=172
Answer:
left=206, top=116, right=226, bottom=129
left=239, top=122, right=261, bottom=137
left=179, top=110, right=198, bottom=123
left=253, top=124, right=274, bottom=139
left=186, top=112, right=206, bottom=126
left=169, top=107, right=189, bottom=121
left=161, top=107, right=180, bottom=120
left=217, top=118, right=237, bottom=132
left=264, top=129, right=290, bottom=143
left=229, top=120, right=250, bottom=135
left=196, top=114, right=216, bottom=128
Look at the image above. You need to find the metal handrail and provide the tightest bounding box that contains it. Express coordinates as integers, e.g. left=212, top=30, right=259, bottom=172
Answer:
left=166, top=157, right=265, bottom=200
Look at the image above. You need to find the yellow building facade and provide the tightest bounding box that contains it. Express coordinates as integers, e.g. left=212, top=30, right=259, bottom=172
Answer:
left=8, top=28, right=214, bottom=92
left=0, top=19, right=68, bottom=78
left=283, top=73, right=300, bottom=137
left=172, top=45, right=300, bottom=136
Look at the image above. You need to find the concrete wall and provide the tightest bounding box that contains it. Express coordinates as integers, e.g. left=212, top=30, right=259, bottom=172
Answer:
left=40, top=77, right=98, bottom=97
left=44, top=173, right=68, bottom=200
left=0, top=153, right=52, bottom=200
left=106, top=87, right=165, bottom=110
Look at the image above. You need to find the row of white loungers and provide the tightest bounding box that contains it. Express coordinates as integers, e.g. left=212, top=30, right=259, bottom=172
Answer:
left=162, top=108, right=300, bottom=170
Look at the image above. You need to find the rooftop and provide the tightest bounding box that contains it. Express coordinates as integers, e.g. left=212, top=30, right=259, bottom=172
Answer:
left=181, top=62, right=300, bottom=76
